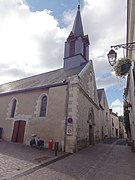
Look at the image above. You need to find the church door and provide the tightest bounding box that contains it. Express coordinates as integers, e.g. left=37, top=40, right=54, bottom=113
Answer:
left=11, top=120, right=26, bottom=143
left=89, top=125, right=94, bottom=145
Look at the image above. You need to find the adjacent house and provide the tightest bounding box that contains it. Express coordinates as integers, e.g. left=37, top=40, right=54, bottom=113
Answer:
left=97, top=88, right=111, bottom=139
left=109, top=109, right=119, bottom=138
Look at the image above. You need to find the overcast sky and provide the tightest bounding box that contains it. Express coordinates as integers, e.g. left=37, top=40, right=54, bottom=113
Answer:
left=0, top=0, right=127, bottom=115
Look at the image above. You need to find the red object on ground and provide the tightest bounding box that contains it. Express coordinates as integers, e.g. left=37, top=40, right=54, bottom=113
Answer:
left=48, top=139, right=54, bottom=150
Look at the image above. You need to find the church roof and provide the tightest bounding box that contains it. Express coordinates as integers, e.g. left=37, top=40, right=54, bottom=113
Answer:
left=0, top=64, right=86, bottom=95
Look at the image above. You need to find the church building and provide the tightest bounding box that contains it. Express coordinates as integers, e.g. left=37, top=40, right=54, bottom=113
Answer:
left=0, top=5, right=100, bottom=153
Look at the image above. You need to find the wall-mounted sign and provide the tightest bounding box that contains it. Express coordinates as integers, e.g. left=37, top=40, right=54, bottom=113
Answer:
left=66, top=125, right=73, bottom=135
left=67, top=117, right=73, bottom=124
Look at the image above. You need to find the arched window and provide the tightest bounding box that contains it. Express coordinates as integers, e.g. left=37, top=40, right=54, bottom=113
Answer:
left=10, top=99, right=17, bottom=118
left=40, top=96, right=47, bottom=117
left=87, top=108, right=95, bottom=125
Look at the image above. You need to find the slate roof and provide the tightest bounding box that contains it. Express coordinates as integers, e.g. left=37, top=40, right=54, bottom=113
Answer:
left=0, top=64, right=86, bottom=95
left=72, top=5, right=84, bottom=37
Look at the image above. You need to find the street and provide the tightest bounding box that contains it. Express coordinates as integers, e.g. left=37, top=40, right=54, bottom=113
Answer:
left=1, top=139, right=134, bottom=180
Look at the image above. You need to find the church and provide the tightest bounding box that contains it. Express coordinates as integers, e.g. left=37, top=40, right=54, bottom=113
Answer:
left=0, top=5, right=101, bottom=153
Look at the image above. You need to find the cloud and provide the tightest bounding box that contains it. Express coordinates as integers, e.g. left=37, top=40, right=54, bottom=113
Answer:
left=110, top=99, right=123, bottom=116
left=0, top=0, right=127, bottom=103
left=0, top=0, right=67, bottom=84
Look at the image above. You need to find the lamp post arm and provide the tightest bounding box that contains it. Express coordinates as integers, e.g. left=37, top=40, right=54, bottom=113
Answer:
left=111, top=42, right=135, bottom=51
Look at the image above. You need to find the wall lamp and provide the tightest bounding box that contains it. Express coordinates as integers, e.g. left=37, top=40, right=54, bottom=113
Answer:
left=107, top=42, right=135, bottom=66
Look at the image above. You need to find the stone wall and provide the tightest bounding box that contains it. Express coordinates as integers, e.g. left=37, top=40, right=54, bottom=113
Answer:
left=0, top=85, right=67, bottom=148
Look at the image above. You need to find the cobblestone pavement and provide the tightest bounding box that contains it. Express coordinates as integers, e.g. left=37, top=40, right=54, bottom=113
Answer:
left=15, top=139, right=135, bottom=180
left=0, top=141, right=67, bottom=180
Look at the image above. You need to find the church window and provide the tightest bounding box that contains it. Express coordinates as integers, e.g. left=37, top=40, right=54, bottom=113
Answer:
left=40, top=96, right=47, bottom=117
left=69, top=40, right=75, bottom=56
left=10, top=99, right=17, bottom=118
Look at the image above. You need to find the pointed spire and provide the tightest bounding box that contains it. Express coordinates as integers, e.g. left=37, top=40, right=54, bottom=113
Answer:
left=72, top=5, right=84, bottom=37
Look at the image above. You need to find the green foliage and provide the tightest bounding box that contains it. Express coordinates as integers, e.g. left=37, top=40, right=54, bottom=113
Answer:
left=113, top=58, right=132, bottom=78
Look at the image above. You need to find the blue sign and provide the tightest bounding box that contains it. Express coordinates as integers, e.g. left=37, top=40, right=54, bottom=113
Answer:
left=67, top=117, right=73, bottom=124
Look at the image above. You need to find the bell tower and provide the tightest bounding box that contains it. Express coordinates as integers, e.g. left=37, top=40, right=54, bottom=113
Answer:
left=63, top=5, right=90, bottom=70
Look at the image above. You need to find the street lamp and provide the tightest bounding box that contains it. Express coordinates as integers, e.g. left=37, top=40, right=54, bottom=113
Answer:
left=107, top=42, right=135, bottom=66
left=107, top=49, right=117, bottom=66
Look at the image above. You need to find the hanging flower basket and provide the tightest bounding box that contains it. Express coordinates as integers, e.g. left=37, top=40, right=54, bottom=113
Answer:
left=113, top=58, right=132, bottom=78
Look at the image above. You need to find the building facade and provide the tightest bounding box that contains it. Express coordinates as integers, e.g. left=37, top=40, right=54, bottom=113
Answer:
left=109, top=109, right=119, bottom=138
left=97, top=89, right=111, bottom=140
left=119, top=116, right=127, bottom=139
left=125, top=0, right=135, bottom=151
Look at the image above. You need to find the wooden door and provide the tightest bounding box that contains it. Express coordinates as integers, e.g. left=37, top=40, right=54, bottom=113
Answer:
left=11, top=121, right=19, bottom=142
left=89, top=125, right=93, bottom=145
left=11, top=120, right=26, bottom=143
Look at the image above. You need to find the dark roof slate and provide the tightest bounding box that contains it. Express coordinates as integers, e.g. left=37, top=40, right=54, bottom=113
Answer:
left=0, top=65, right=85, bottom=95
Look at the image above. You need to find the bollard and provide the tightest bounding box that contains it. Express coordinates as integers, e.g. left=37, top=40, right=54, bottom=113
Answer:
left=55, top=142, right=59, bottom=156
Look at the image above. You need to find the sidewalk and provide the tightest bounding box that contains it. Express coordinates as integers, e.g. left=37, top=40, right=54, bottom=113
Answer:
left=0, top=141, right=70, bottom=180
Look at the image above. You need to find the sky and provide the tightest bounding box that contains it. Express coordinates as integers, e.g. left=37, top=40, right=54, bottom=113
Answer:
left=0, top=0, right=127, bottom=115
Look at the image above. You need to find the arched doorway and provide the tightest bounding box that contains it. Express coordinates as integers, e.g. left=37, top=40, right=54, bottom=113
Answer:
left=11, top=120, right=26, bottom=143
left=88, top=108, right=95, bottom=145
